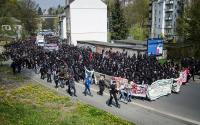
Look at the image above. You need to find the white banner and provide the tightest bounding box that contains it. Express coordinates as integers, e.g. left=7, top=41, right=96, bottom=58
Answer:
left=44, top=44, right=59, bottom=51
left=147, top=79, right=173, bottom=101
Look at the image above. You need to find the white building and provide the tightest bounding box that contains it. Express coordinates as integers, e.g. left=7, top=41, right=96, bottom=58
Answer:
left=65, top=0, right=107, bottom=45
left=1, top=17, right=22, bottom=39
left=149, top=0, right=186, bottom=40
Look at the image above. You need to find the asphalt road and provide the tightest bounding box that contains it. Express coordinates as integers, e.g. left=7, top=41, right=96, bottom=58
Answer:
left=133, top=79, right=200, bottom=122
left=20, top=68, right=200, bottom=125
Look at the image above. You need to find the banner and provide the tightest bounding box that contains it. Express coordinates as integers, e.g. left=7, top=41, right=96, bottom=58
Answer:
left=147, top=79, right=173, bottom=101
left=112, top=77, right=128, bottom=90
left=172, top=69, right=189, bottom=93
left=44, top=44, right=59, bottom=51
left=131, top=82, right=148, bottom=98
left=84, top=67, right=94, bottom=80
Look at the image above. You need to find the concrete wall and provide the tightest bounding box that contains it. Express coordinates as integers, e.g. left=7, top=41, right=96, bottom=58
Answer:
left=70, top=0, right=107, bottom=45
left=78, top=43, right=146, bottom=57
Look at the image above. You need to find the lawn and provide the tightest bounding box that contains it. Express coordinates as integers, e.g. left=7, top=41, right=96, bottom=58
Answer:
left=0, top=41, right=11, bottom=46
left=0, top=65, right=135, bottom=125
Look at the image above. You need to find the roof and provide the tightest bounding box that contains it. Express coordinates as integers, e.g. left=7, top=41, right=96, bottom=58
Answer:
left=77, top=40, right=147, bottom=51
left=114, top=39, right=147, bottom=46
left=64, top=0, right=107, bottom=9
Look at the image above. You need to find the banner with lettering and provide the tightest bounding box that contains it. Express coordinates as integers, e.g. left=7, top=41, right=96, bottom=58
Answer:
left=131, top=82, right=148, bottom=98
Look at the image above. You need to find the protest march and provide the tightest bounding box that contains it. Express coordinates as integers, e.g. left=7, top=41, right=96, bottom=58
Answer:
left=3, top=37, right=200, bottom=108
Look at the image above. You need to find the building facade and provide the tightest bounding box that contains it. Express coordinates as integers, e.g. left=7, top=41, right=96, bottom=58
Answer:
left=58, top=14, right=67, bottom=40
left=149, top=0, right=187, bottom=41
left=65, top=0, right=107, bottom=45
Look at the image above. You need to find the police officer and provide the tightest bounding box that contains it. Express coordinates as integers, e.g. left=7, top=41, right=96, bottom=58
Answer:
left=107, top=81, right=120, bottom=108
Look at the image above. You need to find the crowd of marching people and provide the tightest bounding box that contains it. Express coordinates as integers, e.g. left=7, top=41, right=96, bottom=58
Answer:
left=3, top=38, right=200, bottom=108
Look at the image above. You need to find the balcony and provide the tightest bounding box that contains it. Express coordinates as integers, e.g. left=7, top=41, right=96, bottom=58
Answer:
left=165, top=8, right=174, bottom=12
left=166, top=0, right=174, bottom=5
left=165, top=32, right=173, bottom=36
left=165, top=17, right=173, bottom=21
left=165, top=25, right=172, bottom=29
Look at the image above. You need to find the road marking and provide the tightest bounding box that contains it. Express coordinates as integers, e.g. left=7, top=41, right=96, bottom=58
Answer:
left=24, top=70, right=200, bottom=125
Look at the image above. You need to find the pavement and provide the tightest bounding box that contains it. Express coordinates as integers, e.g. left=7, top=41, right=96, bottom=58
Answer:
left=19, top=67, right=200, bottom=125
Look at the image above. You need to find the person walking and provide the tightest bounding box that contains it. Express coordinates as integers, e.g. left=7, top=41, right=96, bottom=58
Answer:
left=11, top=60, right=16, bottom=74
left=53, top=70, right=59, bottom=88
left=68, top=75, right=77, bottom=97
left=107, top=81, right=120, bottom=108
left=40, top=66, right=45, bottom=79
left=47, top=67, right=52, bottom=83
left=97, top=75, right=105, bottom=96
left=83, top=77, right=92, bottom=96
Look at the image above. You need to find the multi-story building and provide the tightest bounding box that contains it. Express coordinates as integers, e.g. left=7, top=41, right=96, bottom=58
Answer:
left=149, top=0, right=187, bottom=41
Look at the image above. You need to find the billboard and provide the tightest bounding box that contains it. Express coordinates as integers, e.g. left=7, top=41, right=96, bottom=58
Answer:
left=147, top=38, right=163, bottom=56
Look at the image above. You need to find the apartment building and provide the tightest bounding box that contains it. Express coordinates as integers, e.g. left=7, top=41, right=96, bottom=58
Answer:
left=149, top=0, right=186, bottom=41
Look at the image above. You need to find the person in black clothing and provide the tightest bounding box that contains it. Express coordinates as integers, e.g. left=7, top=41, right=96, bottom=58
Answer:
left=40, top=66, right=45, bottom=79
left=68, top=75, right=77, bottom=97
left=11, top=60, right=16, bottom=74
left=47, top=67, right=52, bottom=83
left=97, top=75, right=105, bottom=96
left=107, top=81, right=120, bottom=108
left=189, top=65, right=195, bottom=81
left=54, top=70, right=59, bottom=88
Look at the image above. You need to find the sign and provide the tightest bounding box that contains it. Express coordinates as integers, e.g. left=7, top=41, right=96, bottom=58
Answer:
left=147, top=38, right=163, bottom=56
left=131, top=82, right=148, bottom=98
left=44, top=44, right=59, bottom=51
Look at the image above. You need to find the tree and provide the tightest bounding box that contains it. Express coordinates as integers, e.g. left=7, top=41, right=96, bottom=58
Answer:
left=0, top=0, right=40, bottom=37
left=176, top=0, right=190, bottom=42
left=124, top=0, right=149, bottom=27
left=38, top=7, right=43, bottom=15
left=16, top=0, right=40, bottom=34
left=42, top=18, right=56, bottom=30
left=110, top=0, right=128, bottom=40
left=0, top=0, right=19, bottom=36
left=129, top=24, right=146, bottom=40
left=48, top=7, right=53, bottom=15
left=123, top=0, right=149, bottom=40
left=47, top=6, right=65, bottom=15
left=176, top=0, right=200, bottom=58
left=187, top=0, right=200, bottom=58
